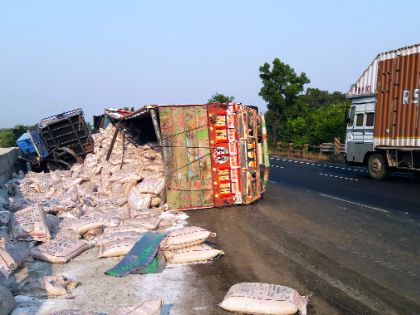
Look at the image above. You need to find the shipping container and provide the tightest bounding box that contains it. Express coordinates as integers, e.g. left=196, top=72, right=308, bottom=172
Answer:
left=106, top=103, right=269, bottom=210
left=345, top=43, right=420, bottom=179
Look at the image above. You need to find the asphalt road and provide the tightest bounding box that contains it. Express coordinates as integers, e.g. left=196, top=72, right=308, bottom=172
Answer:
left=267, top=157, right=420, bottom=215
left=187, top=157, right=420, bottom=315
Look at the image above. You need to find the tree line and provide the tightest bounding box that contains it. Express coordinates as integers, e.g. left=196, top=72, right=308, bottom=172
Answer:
left=212, top=59, right=350, bottom=146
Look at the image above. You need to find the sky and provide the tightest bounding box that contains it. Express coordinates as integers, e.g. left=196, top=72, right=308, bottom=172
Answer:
left=1, top=0, right=419, bottom=128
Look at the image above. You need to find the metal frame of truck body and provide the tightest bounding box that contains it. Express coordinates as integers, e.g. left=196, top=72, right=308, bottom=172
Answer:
left=111, top=103, right=269, bottom=210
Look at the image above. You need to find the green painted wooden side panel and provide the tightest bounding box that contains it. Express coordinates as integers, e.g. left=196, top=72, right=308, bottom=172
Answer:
left=159, top=105, right=214, bottom=209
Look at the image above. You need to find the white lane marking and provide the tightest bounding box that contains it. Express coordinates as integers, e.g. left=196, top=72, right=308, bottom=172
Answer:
left=306, top=162, right=310, bottom=165
left=294, top=161, right=299, bottom=163
left=347, top=168, right=352, bottom=170
left=282, top=159, right=286, bottom=161
left=275, top=165, right=279, bottom=167
left=334, top=176, right=338, bottom=178
left=276, top=158, right=280, bottom=160
left=339, top=177, right=343, bottom=179
left=341, top=168, right=346, bottom=170
left=320, top=194, right=389, bottom=213
left=349, top=178, right=354, bottom=180
left=345, top=177, right=348, bottom=180
left=268, top=180, right=277, bottom=184
left=288, top=160, right=292, bottom=162
left=329, top=166, right=333, bottom=168
left=280, top=167, right=284, bottom=169
left=335, top=167, right=340, bottom=169
left=270, top=157, right=274, bottom=160
left=300, top=161, right=304, bottom=164
left=317, top=164, right=321, bottom=166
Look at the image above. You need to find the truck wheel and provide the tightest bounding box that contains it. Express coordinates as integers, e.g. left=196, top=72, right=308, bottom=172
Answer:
left=368, top=153, right=389, bottom=181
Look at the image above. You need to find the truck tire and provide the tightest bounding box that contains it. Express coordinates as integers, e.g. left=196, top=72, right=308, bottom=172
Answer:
left=368, top=153, right=389, bottom=181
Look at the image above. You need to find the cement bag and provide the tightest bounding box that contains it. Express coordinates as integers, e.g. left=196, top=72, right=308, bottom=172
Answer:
left=0, top=211, right=12, bottom=226
left=144, top=163, right=163, bottom=172
left=158, top=216, right=185, bottom=228
left=60, top=218, right=103, bottom=235
left=136, top=178, right=165, bottom=195
left=0, top=284, right=15, bottom=315
left=16, top=275, right=68, bottom=297
left=82, top=226, right=103, bottom=241
left=96, top=231, right=141, bottom=247
left=0, top=240, right=29, bottom=278
left=46, top=310, right=96, bottom=315
left=104, top=225, right=148, bottom=234
left=9, top=204, right=51, bottom=242
left=98, top=238, right=137, bottom=258
left=122, top=217, right=161, bottom=230
left=108, top=298, right=164, bottom=315
left=119, top=172, right=141, bottom=184
left=128, top=187, right=151, bottom=210
left=160, top=226, right=216, bottom=250
left=31, top=237, right=90, bottom=264
left=150, top=197, right=161, bottom=207
left=163, top=244, right=224, bottom=264
left=220, top=283, right=309, bottom=315
left=62, top=178, right=83, bottom=190
left=51, top=226, right=81, bottom=241
left=129, top=209, right=162, bottom=219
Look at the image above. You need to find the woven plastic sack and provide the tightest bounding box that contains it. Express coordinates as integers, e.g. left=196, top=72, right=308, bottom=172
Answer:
left=60, top=218, right=103, bottom=235
left=16, top=275, right=68, bottom=297
left=163, top=243, right=224, bottom=264
left=220, top=283, right=308, bottom=315
left=108, top=298, right=164, bottom=315
left=0, top=211, right=11, bottom=226
left=98, top=238, right=137, bottom=258
left=31, top=237, right=90, bottom=263
left=47, top=310, right=96, bottom=315
left=9, top=204, right=51, bottom=242
left=128, top=187, right=151, bottom=210
left=0, top=240, right=29, bottom=278
left=136, top=178, right=165, bottom=195
left=160, top=226, right=216, bottom=250
left=96, top=231, right=141, bottom=247
left=0, top=284, right=15, bottom=315
left=122, top=217, right=161, bottom=230
left=103, top=225, right=148, bottom=234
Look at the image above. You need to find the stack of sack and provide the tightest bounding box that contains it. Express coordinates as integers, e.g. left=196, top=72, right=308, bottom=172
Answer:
left=0, top=124, right=187, bottom=283
left=160, top=226, right=224, bottom=264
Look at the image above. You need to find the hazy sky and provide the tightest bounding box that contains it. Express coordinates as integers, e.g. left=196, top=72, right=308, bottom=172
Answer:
left=1, top=1, right=419, bottom=128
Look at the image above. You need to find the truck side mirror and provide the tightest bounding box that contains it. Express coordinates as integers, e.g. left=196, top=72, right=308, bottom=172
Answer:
left=345, top=107, right=350, bottom=124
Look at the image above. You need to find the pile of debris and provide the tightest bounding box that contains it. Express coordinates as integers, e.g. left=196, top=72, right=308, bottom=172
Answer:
left=0, top=123, right=225, bottom=314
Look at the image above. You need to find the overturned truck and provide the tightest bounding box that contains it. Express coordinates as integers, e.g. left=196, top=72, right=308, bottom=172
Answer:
left=105, top=103, right=270, bottom=210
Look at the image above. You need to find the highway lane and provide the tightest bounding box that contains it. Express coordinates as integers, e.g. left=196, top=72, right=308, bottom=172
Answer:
left=267, top=157, right=420, bottom=215
left=186, top=157, right=420, bottom=314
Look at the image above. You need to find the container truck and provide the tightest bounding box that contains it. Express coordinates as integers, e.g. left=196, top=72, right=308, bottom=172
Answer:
left=105, top=102, right=270, bottom=210
left=345, top=43, right=420, bottom=180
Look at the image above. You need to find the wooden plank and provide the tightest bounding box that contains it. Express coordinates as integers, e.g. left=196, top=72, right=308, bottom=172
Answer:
left=196, top=105, right=214, bottom=207
left=158, top=107, right=177, bottom=208
left=172, top=107, right=191, bottom=208
left=184, top=107, right=200, bottom=208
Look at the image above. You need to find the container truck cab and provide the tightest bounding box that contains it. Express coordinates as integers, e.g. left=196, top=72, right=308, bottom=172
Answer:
left=345, top=43, right=420, bottom=180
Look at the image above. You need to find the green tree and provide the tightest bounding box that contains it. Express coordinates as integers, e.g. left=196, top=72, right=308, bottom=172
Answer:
left=259, top=58, right=310, bottom=145
left=85, top=122, right=94, bottom=133
left=0, top=123, right=38, bottom=148
left=208, top=93, right=234, bottom=103
left=299, top=88, right=347, bottom=109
